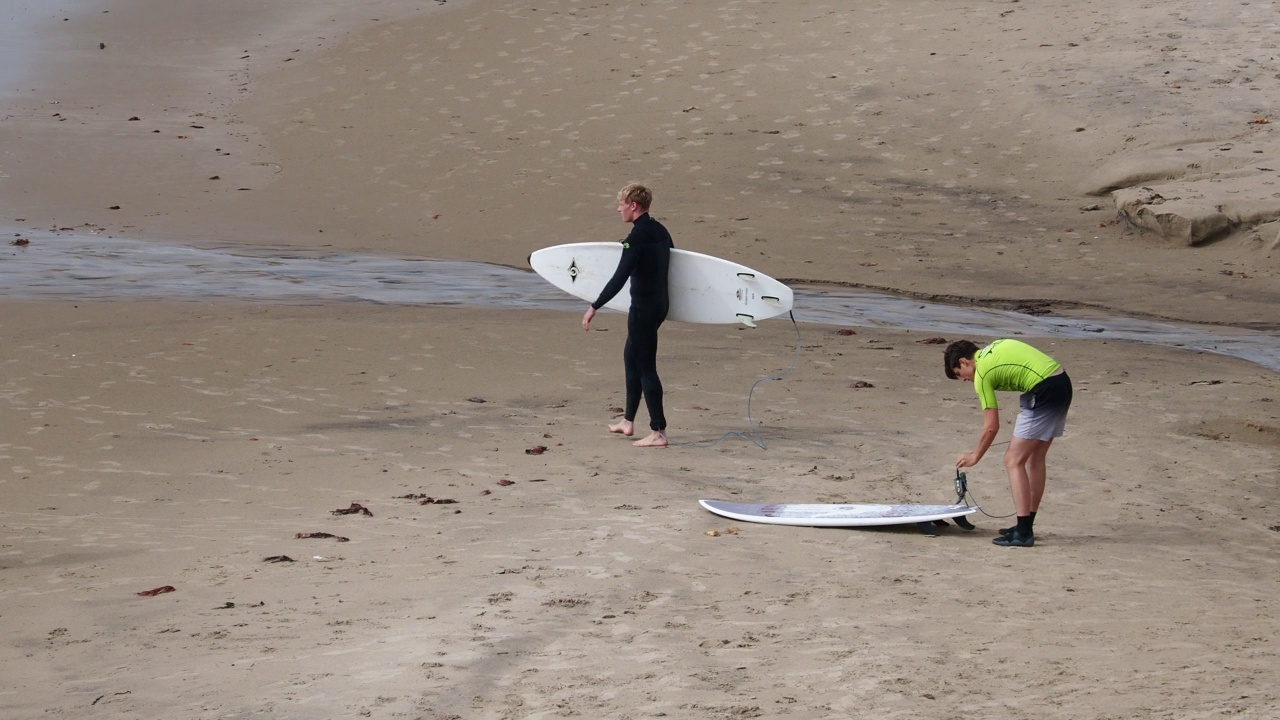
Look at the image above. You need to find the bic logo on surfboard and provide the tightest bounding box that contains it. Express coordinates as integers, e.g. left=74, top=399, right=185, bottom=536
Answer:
left=568, top=259, right=580, bottom=282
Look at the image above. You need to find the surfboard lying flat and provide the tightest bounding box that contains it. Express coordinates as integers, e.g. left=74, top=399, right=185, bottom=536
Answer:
left=528, top=242, right=794, bottom=327
left=699, top=499, right=978, bottom=528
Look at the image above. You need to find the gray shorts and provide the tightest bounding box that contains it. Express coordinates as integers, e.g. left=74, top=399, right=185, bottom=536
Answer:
left=1014, top=399, right=1068, bottom=441
left=1013, top=371, right=1072, bottom=441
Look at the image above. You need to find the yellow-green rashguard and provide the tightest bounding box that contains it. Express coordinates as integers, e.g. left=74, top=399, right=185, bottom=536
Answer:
left=972, top=339, right=1062, bottom=410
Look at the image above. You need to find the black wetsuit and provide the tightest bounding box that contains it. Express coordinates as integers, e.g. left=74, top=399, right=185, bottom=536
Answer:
left=591, top=213, right=673, bottom=431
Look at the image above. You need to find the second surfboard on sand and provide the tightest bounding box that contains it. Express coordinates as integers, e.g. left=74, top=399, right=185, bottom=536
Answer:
left=699, top=499, right=978, bottom=536
left=528, top=242, right=793, bottom=327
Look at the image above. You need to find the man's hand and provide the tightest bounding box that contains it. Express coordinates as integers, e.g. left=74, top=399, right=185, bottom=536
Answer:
left=956, top=452, right=980, bottom=469
left=582, top=306, right=596, bottom=331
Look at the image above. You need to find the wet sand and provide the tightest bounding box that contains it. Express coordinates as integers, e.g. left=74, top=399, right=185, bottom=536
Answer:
left=2, top=2, right=1279, bottom=719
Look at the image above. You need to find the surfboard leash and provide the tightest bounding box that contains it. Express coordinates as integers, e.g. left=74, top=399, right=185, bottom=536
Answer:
left=953, top=469, right=1017, bottom=519
left=672, top=310, right=802, bottom=450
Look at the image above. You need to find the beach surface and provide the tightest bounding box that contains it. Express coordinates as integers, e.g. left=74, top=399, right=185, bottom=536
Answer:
left=2, top=1, right=1279, bottom=719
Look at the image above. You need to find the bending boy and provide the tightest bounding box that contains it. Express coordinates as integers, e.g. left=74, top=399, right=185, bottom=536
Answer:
left=944, top=339, right=1073, bottom=547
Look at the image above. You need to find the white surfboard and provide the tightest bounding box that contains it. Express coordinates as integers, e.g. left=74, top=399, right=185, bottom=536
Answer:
left=528, top=242, right=793, bottom=327
left=699, top=499, right=978, bottom=528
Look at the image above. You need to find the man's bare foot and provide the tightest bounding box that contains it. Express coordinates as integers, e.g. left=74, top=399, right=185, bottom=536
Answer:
left=633, top=431, right=668, bottom=448
left=608, top=420, right=634, bottom=436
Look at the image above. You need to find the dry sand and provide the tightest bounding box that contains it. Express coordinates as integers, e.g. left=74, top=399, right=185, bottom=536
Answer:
left=2, top=1, right=1279, bottom=719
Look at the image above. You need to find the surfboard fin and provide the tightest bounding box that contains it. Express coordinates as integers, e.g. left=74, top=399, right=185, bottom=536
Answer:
left=736, top=271, right=756, bottom=280
left=736, top=313, right=757, bottom=328
left=762, top=295, right=782, bottom=306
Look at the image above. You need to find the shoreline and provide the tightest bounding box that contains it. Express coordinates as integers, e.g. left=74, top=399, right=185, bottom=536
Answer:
left=7, top=231, right=1280, bottom=372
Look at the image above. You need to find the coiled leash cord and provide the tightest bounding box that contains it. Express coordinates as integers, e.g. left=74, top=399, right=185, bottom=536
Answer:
left=954, top=469, right=1017, bottom=519
left=673, top=310, right=801, bottom=450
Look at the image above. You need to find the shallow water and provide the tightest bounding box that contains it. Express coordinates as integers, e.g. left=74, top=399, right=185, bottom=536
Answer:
left=3, top=233, right=1277, bottom=373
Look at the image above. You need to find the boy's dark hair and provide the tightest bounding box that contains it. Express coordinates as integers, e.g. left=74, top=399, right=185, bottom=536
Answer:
left=944, top=340, right=980, bottom=379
